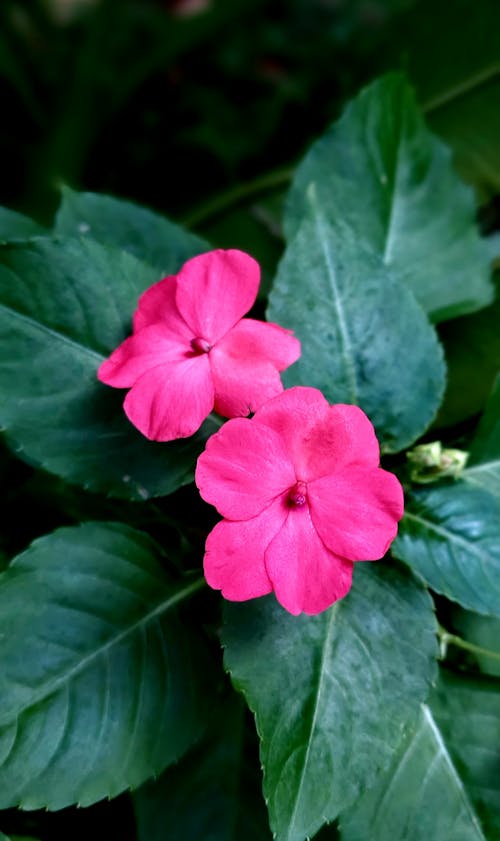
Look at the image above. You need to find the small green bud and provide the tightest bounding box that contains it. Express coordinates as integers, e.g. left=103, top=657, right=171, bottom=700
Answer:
left=407, top=441, right=469, bottom=484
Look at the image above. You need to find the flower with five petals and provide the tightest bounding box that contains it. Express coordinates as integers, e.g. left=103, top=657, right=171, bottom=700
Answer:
left=98, top=249, right=300, bottom=441
left=195, top=387, right=404, bottom=615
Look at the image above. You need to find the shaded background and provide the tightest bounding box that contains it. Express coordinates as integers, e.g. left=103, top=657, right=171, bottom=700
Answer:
left=0, top=0, right=499, bottom=838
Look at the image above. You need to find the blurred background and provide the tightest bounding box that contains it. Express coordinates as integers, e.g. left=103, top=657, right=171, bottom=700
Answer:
left=1, top=0, right=499, bottom=227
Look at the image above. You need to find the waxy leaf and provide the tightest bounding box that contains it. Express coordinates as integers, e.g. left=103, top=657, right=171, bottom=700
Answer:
left=0, top=207, right=45, bottom=241
left=393, top=483, right=500, bottom=616
left=134, top=695, right=272, bottom=841
left=267, top=209, right=445, bottom=452
left=340, top=694, right=490, bottom=841
left=0, top=237, right=213, bottom=499
left=285, top=74, right=492, bottom=322
left=223, top=562, right=437, bottom=841
left=0, top=522, right=209, bottom=810
left=465, top=374, right=500, bottom=499
left=55, top=187, right=208, bottom=275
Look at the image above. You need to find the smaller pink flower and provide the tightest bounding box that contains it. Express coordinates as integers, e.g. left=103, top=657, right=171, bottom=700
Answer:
left=195, top=387, right=404, bottom=615
left=98, top=249, right=300, bottom=441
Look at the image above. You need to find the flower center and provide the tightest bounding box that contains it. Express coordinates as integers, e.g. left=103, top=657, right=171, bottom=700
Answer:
left=190, top=336, right=212, bottom=354
left=288, top=481, right=307, bottom=507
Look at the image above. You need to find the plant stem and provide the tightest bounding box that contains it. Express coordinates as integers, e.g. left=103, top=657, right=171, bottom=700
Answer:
left=437, top=624, right=500, bottom=663
left=183, top=167, right=294, bottom=229
left=177, top=575, right=207, bottom=600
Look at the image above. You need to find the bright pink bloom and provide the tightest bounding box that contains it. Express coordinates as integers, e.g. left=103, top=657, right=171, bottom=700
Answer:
left=195, top=387, right=404, bottom=615
left=98, top=250, right=300, bottom=441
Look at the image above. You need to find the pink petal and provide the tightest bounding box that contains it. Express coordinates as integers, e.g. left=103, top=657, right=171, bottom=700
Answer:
left=264, top=503, right=353, bottom=615
left=195, top=418, right=296, bottom=520
left=133, top=274, right=193, bottom=337
left=124, top=355, right=214, bottom=441
left=203, top=501, right=286, bottom=601
left=308, top=467, right=404, bottom=561
left=216, top=318, right=301, bottom=371
left=175, top=250, right=260, bottom=344
left=98, top=323, right=188, bottom=388
left=254, top=387, right=380, bottom=480
left=210, top=347, right=284, bottom=417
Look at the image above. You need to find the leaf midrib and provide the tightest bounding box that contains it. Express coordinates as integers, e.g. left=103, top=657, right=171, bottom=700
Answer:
left=422, top=705, right=486, bottom=840
left=286, top=605, right=338, bottom=839
left=310, top=195, right=358, bottom=403
left=0, top=576, right=205, bottom=727
left=381, top=97, right=405, bottom=266
left=403, top=509, right=499, bottom=567
left=0, top=300, right=105, bottom=364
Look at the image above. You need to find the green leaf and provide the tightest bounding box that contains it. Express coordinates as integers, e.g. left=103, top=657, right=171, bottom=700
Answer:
left=464, top=374, right=500, bottom=498
left=55, top=187, right=208, bottom=274
left=285, top=74, right=493, bottom=323
left=223, top=562, right=437, bottom=841
left=393, top=482, right=500, bottom=616
left=339, top=699, right=488, bottom=841
left=394, top=0, right=500, bottom=197
left=447, top=605, right=500, bottom=678
left=435, top=293, right=500, bottom=429
left=8, top=837, right=39, bottom=841
left=267, top=209, right=445, bottom=452
left=0, top=207, right=45, bottom=242
left=0, top=522, right=209, bottom=810
left=134, top=694, right=272, bottom=841
left=0, top=236, right=212, bottom=499
left=431, top=671, right=500, bottom=839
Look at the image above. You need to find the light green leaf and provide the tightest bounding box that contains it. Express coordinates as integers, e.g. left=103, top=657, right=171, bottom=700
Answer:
left=464, top=374, right=500, bottom=498
left=134, top=694, right=272, bottom=841
left=0, top=236, right=212, bottom=499
left=55, top=187, right=208, bottom=275
left=339, top=700, right=487, bottom=841
left=0, top=522, right=209, bottom=810
left=285, top=74, right=493, bottom=323
left=268, top=209, right=445, bottom=452
left=0, top=207, right=45, bottom=241
left=223, top=562, right=437, bottom=841
left=393, top=482, right=500, bottom=616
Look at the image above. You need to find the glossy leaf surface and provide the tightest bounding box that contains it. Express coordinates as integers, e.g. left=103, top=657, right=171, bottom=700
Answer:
left=268, top=209, right=445, bottom=452
left=0, top=208, right=45, bottom=241
left=393, top=483, right=500, bottom=616
left=223, top=562, right=437, bottom=841
left=55, top=187, right=208, bottom=275
left=0, top=522, right=209, bottom=809
left=340, top=696, right=489, bottom=841
left=285, top=74, right=492, bottom=322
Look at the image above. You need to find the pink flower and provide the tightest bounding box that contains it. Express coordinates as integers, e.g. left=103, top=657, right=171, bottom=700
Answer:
left=98, top=250, right=301, bottom=441
left=195, top=387, right=404, bottom=615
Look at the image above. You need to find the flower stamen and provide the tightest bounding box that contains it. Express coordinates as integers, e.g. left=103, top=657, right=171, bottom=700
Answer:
left=191, top=336, right=212, bottom=354
left=288, top=481, right=307, bottom=507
